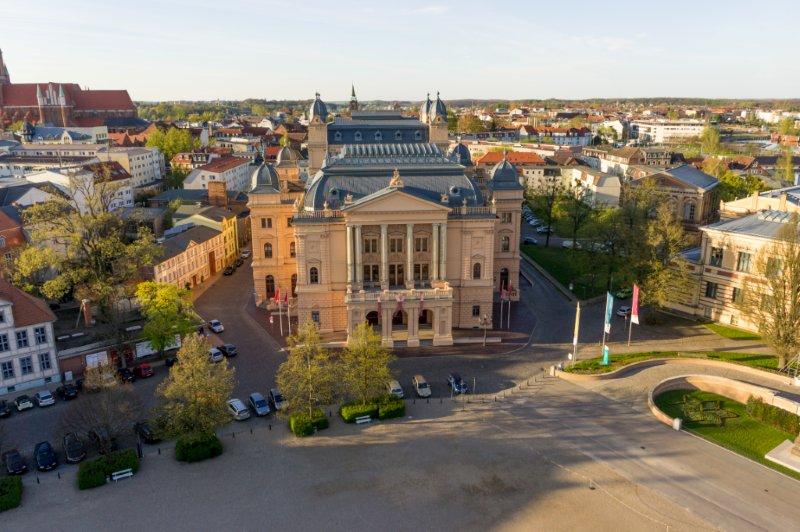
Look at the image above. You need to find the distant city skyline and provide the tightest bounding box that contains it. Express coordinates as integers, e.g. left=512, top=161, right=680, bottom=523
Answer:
left=1, top=0, right=798, bottom=102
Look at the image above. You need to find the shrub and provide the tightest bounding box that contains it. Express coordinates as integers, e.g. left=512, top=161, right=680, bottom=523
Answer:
left=378, top=399, right=405, bottom=420
left=289, top=408, right=328, bottom=436
left=0, top=476, right=22, bottom=512
left=77, top=449, right=141, bottom=490
left=747, top=396, right=800, bottom=436
left=339, top=402, right=379, bottom=423
left=175, top=432, right=223, bottom=462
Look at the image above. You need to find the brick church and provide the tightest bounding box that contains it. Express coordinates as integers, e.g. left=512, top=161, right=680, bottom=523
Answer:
left=0, top=48, right=138, bottom=129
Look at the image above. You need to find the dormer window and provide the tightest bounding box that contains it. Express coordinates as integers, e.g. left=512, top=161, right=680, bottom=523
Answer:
left=354, top=131, right=362, bottom=142
left=0, top=310, right=4, bottom=323
left=334, top=131, right=342, bottom=142
left=374, top=131, right=382, bottom=141
left=414, top=131, right=422, bottom=141
left=395, top=130, right=402, bottom=141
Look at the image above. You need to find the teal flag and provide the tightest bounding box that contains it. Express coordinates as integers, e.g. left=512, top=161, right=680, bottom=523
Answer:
left=604, top=292, right=614, bottom=334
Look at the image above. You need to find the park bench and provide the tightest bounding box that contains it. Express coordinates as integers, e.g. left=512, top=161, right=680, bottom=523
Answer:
left=110, top=468, right=134, bottom=482
left=355, top=415, right=372, bottom=425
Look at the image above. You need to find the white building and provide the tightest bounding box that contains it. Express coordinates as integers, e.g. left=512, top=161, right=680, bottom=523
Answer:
left=631, top=120, right=705, bottom=143
left=25, top=161, right=134, bottom=212
left=183, top=156, right=252, bottom=192
left=105, top=147, right=165, bottom=188
left=561, top=167, right=621, bottom=206
left=0, top=278, right=59, bottom=395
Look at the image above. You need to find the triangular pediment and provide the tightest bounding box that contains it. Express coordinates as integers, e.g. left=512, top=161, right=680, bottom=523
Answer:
left=640, top=173, right=695, bottom=191
left=342, top=188, right=451, bottom=213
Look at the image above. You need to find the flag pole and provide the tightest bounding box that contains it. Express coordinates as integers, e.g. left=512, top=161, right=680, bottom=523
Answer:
left=572, top=301, right=580, bottom=363
left=627, top=316, right=633, bottom=347
left=287, top=296, right=292, bottom=336
left=278, top=294, right=283, bottom=336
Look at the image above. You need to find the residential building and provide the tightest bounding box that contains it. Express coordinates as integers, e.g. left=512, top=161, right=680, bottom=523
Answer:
left=583, top=146, right=672, bottom=176
left=0, top=206, right=25, bottom=270
left=105, top=147, right=165, bottom=189
left=0, top=278, right=59, bottom=395
left=720, top=186, right=800, bottom=218
left=474, top=151, right=545, bottom=184
left=24, top=161, right=134, bottom=212
left=251, top=99, right=523, bottom=347
left=152, top=225, right=226, bottom=289
left=171, top=151, right=220, bottom=171
left=519, top=126, right=592, bottom=146
left=183, top=155, right=253, bottom=192
left=174, top=205, right=240, bottom=267
left=630, top=119, right=705, bottom=143
left=561, top=167, right=622, bottom=206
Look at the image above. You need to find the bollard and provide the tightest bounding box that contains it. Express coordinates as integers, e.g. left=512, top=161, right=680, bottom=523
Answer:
left=158, top=447, right=161, bottom=455
left=250, top=428, right=253, bottom=435
left=440, top=398, right=442, bottom=404
left=57, top=471, right=61, bottom=479
left=413, top=399, right=415, bottom=405
left=426, top=398, right=429, bottom=404
left=232, top=431, right=236, bottom=439
left=329, top=410, right=332, bottom=418
left=494, top=396, right=497, bottom=402
left=36, top=476, right=40, bottom=484
left=269, top=423, right=272, bottom=431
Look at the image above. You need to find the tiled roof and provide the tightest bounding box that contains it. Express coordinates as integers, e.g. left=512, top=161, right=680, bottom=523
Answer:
left=660, top=164, right=718, bottom=191
left=82, top=161, right=131, bottom=182
left=0, top=277, right=56, bottom=326
left=1, top=83, right=134, bottom=110
left=477, top=151, right=545, bottom=165
left=198, top=155, right=250, bottom=173
left=160, top=225, right=221, bottom=261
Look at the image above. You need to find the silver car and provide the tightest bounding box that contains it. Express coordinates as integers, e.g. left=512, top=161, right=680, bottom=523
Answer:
left=248, top=393, right=270, bottom=416
left=34, top=390, right=55, bottom=407
left=227, top=399, right=251, bottom=421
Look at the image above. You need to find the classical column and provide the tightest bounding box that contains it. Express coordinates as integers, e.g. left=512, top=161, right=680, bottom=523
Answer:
left=439, top=223, right=447, bottom=280
left=355, top=225, right=363, bottom=284
left=406, top=223, right=414, bottom=288
left=432, top=223, right=440, bottom=281
left=346, top=225, right=354, bottom=284
left=380, top=224, right=388, bottom=287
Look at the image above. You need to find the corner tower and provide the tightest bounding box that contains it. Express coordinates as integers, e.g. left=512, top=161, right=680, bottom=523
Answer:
left=307, top=92, right=329, bottom=177
left=428, top=92, right=449, bottom=153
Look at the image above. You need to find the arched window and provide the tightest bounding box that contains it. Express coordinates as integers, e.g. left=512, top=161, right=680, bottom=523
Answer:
left=374, top=131, right=382, bottom=141
left=501, top=236, right=510, bottom=252
left=291, top=274, right=297, bottom=297
left=264, top=242, right=273, bottom=258
left=472, top=262, right=481, bottom=279
left=310, top=267, right=319, bottom=284
left=289, top=242, right=296, bottom=258
left=265, top=275, right=275, bottom=299
left=354, top=131, right=362, bottom=142
left=684, top=201, right=696, bottom=222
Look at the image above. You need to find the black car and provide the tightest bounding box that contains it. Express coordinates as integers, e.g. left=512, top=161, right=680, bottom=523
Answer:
left=134, top=421, right=162, bottom=444
left=234, top=257, right=244, bottom=267
left=56, top=383, right=79, bottom=400
left=218, top=343, right=238, bottom=357
left=118, top=367, right=135, bottom=383
left=88, top=428, right=119, bottom=454
left=2, top=449, right=27, bottom=475
left=165, top=356, right=178, bottom=368
left=447, top=372, right=469, bottom=394
left=223, top=266, right=235, bottom=276
left=0, top=399, right=12, bottom=418
left=62, top=432, right=87, bottom=464
left=34, top=441, right=58, bottom=471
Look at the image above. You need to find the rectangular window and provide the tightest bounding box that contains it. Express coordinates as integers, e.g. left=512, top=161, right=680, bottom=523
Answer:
left=38, top=351, right=52, bottom=371
left=311, top=311, right=320, bottom=325
left=736, top=252, right=752, bottom=273
left=0, top=310, right=4, bottom=323
left=501, top=212, right=512, bottom=224
left=19, top=356, right=33, bottom=376
left=390, top=238, right=403, bottom=253
left=1, top=361, right=13, bottom=380
left=709, top=247, right=723, bottom=267
left=414, top=237, right=428, bottom=252
left=413, top=263, right=429, bottom=281
left=34, top=326, right=47, bottom=345
left=16, top=330, right=28, bottom=348
left=0, top=333, right=9, bottom=352
left=705, top=281, right=718, bottom=299
left=364, top=238, right=378, bottom=254
left=287, top=217, right=293, bottom=227
left=472, top=305, right=481, bottom=317
left=766, top=257, right=783, bottom=277
left=731, top=287, right=743, bottom=304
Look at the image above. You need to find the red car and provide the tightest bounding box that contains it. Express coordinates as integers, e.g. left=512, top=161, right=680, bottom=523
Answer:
left=134, top=364, right=154, bottom=378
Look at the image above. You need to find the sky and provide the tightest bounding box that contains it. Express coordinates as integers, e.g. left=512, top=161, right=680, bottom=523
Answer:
left=1, top=0, right=799, bottom=102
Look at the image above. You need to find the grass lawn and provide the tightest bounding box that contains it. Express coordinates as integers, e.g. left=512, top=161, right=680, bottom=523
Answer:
left=565, top=350, right=779, bottom=374
left=703, top=322, right=761, bottom=341
left=654, top=389, right=800, bottom=481
left=521, top=245, right=625, bottom=299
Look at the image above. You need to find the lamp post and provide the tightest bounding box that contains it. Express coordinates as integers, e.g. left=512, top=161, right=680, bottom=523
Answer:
left=479, top=314, right=491, bottom=347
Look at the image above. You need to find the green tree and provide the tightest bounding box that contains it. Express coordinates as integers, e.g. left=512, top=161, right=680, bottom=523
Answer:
left=739, top=214, right=800, bottom=369
left=341, top=323, right=394, bottom=404
left=156, top=334, right=235, bottom=438
left=12, top=166, right=159, bottom=320
left=558, top=180, right=594, bottom=249
left=146, top=127, right=199, bottom=161
left=528, top=175, right=564, bottom=247
left=457, top=114, right=485, bottom=134
left=447, top=110, right=459, bottom=132
left=779, top=148, right=795, bottom=184
left=136, top=281, right=197, bottom=358
left=777, top=117, right=798, bottom=136
left=276, top=322, right=337, bottom=417
left=700, top=125, right=721, bottom=155
left=8, top=120, right=24, bottom=132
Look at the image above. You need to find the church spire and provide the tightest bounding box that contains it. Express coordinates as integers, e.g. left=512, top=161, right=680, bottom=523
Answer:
left=0, top=48, right=10, bottom=85
left=349, top=83, right=358, bottom=112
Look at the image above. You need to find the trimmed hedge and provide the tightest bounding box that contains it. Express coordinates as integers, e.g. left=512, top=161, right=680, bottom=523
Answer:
left=175, top=433, right=223, bottom=462
left=289, top=409, right=329, bottom=437
left=341, top=395, right=406, bottom=423
left=77, top=448, right=140, bottom=490
left=0, top=476, right=22, bottom=512
left=747, top=396, right=800, bottom=436
left=340, top=402, right=379, bottom=423
left=378, top=399, right=405, bottom=420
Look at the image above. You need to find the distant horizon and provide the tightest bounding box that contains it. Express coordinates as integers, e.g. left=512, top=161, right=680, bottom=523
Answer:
left=132, top=97, right=800, bottom=105
left=2, top=0, right=798, bottom=101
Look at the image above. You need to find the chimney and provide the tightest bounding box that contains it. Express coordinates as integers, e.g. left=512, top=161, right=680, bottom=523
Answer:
left=207, top=180, right=228, bottom=207
left=81, top=298, right=92, bottom=327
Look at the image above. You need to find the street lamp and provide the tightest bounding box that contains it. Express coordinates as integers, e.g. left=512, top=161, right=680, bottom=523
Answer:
left=479, top=314, right=491, bottom=347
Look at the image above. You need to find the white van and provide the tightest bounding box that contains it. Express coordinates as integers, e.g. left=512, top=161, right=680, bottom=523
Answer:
left=412, top=375, right=431, bottom=398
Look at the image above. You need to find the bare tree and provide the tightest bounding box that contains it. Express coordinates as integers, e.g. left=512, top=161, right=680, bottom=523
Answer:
left=739, top=213, right=800, bottom=370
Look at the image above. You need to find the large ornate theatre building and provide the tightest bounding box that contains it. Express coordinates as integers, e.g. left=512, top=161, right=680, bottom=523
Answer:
left=249, top=92, right=522, bottom=347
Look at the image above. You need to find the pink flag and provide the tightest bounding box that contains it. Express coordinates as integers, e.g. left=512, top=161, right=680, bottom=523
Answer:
left=283, top=291, right=289, bottom=304
left=273, top=287, right=280, bottom=303
left=419, top=293, right=425, bottom=317
left=631, top=284, right=640, bottom=325
left=394, top=293, right=404, bottom=316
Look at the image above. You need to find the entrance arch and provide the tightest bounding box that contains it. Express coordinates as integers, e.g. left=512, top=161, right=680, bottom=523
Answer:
left=419, top=309, right=433, bottom=329
left=366, top=311, right=380, bottom=330
left=290, top=274, right=297, bottom=297
left=265, top=275, right=276, bottom=299
left=392, top=310, right=408, bottom=330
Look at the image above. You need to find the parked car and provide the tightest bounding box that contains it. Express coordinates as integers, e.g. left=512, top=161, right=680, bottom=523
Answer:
left=208, top=319, right=224, bottom=333
left=218, top=343, right=238, bottom=357
left=209, top=347, right=224, bottom=363
left=196, top=324, right=205, bottom=335
left=269, top=388, right=284, bottom=411
left=134, top=421, right=162, bottom=444
left=118, top=367, right=135, bottom=383
left=223, top=266, right=235, bottom=276
left=134, top=363, right=154, bottom=378
left=523, top=237, right=538, bottom=246
left=2, top=449, right=27, bottom=475
left=0, top=399, right=12, bottom=418
left=14, top=394, right=34, bottom=411
left=248, top=393, right=270, bottom=416
left=234, top=257, right=244, bottom=267
left=241, top=250, right=251, bottom=259
left=561, top=239, right=581, bottom=250
left=227, top=398, right=251, bottom=421
left=88, top=428, right=118, bottom=454
left=387, top=380, right=404, bottom=398
left=615, top=288, right=633, bottom=300
left=536, top=226, right=552, bottom=234
left=617, top=305, right=632, bottom=317
left=33, top=441, right=58, bottom=471
left=56, top=383, right=79, bottom=400
left=412, top=375, right=432, bottom=398
left=34, top=390, right=56, bottom=407
left=62, top=432, right=87, bottom=464
left=447, top=372, right=469, bottom=394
